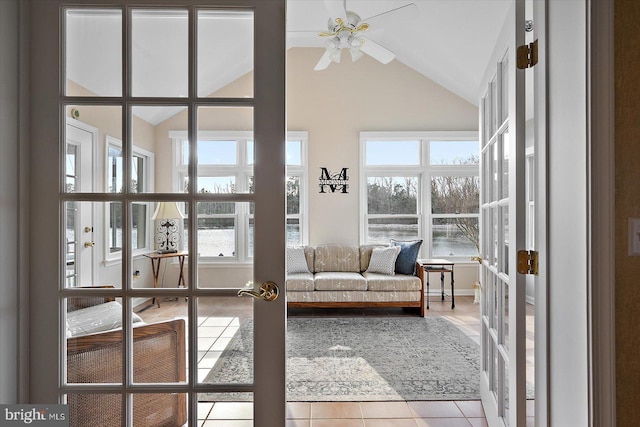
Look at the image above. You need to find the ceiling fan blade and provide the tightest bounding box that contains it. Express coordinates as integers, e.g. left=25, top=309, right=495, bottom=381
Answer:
left=323, top=0, right=347, bottom=21
left=362, top=3, right=418, bottom=26
left=360, top=37, right=395, bottom=64
left=314, top=50, right=333, bottom=71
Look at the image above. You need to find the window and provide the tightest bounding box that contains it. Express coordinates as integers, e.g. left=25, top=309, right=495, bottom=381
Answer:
left=106, top=135, right=154, bottom=258
left=171, top=131, right=308, bottom=261
left=361, top=132, right=479, bottom=261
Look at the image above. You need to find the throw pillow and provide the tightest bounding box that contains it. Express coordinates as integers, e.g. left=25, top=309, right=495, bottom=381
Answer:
left=391, top=239, right=423, bottom=275
left=287, top=246, right=310, bottom=274
left=366, top=246, right=401, bottom=275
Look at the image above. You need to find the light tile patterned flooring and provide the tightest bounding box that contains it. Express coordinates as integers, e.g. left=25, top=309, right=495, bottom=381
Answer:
left=137, top=296, right=535, bottom=426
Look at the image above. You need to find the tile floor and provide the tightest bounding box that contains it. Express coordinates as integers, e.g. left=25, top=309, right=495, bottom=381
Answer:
left=137, top=296, right=535, bottom=426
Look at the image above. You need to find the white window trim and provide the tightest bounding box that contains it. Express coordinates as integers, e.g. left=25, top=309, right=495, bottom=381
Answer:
left=169, top=130, right=309, bottom=262
left=104, top=135, right=155, bottom=264
left=360, top=131, right=479, bottom=262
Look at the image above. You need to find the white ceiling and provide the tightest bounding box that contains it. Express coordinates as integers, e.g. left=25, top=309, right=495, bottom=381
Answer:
left=66, top=1, right=510, bottom=125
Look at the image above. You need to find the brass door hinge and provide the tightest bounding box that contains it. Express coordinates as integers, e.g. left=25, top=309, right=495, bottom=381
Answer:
left=517, top=39, right=538, bottom=70
left=517, top=250, right=539, bottom=275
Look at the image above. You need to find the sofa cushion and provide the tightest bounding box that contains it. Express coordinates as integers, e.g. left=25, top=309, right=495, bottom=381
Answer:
left=287, top=246, right=311, bottom=274
left=66, top=301, right=144, bottom=337
left=359, top=244, right=386, bottom=272
left=363, top=272, right=423, bottom=291
left=391, top=239, right=423, bottom=275
left=314, top=244, right=360, bottom=273
left=285, top=272, right=315, bottom=291
left=314, top=272, right=368, bottom=291
left=365, top=246, right=401, bottom=275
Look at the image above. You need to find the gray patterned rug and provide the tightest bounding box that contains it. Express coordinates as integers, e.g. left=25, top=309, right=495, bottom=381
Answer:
left=203, top=317, right=481, bottom=401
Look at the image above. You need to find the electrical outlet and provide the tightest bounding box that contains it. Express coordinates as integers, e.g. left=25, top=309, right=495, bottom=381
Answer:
left=628, top=218, right=640, bottom=256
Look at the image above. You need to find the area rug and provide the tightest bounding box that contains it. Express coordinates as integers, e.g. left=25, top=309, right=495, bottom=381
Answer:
left=202, top=317, right=481, bottom=402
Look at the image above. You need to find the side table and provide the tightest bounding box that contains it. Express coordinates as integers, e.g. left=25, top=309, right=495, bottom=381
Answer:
left=143, top=251, right=188, bottom=308
left=416, top=259, right=455, bottom=309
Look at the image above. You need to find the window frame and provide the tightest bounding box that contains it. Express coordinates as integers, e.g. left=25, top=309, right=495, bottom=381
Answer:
left=104, top=135, right=155, bottom=263
left=360, top=131, right=479, bottom=262
left=170, top=130, right=308, bottom=262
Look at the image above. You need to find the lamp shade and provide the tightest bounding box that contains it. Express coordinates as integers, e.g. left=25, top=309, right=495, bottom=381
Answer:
left=151, top=202, right=185, bottom=220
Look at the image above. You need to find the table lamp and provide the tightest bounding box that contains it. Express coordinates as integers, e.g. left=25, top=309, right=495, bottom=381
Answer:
left=152, top=202, right=185, bottom=254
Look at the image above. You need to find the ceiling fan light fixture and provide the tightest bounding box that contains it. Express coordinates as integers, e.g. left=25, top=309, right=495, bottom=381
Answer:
left=350, top=47, right=364, bottom=62
left=329, top=48, right=342, bottom=63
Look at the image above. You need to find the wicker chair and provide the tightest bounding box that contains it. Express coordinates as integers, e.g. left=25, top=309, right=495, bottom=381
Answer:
left=66, top=294, right=186, bottom=427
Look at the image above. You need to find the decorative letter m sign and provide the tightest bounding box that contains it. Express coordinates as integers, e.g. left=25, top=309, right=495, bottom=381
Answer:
left=319, top=167, right=349, bottom=193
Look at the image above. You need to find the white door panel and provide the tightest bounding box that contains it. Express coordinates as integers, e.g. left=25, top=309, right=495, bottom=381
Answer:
left=478, top=1, right=527, bottom=426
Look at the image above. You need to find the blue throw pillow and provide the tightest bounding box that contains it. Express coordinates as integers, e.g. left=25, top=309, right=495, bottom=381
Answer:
left=391, top=239, right=423, bottom=275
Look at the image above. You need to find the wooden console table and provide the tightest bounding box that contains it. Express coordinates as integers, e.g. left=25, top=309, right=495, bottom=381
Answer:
left=416, top=259, right=455, bottom=309
left=143, top=251, right=188, bottom=308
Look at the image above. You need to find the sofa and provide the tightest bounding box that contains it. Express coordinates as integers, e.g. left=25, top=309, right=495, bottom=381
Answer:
left=66, top=292, right=186, bottom=427
left=286, top=243, right=425, bottom=316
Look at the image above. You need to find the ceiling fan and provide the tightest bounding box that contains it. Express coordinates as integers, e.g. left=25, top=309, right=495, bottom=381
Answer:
left=312, top=0, right=418, bottom=71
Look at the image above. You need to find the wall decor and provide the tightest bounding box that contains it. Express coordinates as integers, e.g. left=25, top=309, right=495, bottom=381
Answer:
left=319, top=167, right=349, bottom=193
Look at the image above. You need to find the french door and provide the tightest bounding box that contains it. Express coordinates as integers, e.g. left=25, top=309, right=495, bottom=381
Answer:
left=29, top=1, right=287, bottom=426
left=478, top=0, right=530, bottom=426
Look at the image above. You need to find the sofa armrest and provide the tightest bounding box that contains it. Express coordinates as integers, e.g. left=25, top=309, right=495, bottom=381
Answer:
left=67, top=319, right=186, bottom=426
left=67, top=285, right=116, bottom=312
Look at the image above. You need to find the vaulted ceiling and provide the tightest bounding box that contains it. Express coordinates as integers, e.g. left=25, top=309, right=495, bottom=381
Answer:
left=66, top=1, right=511, bottom=125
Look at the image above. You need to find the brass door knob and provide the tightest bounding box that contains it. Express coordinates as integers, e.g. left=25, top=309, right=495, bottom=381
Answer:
left=84, top=241, right=95, bottom=248
left=471, top=256, right=482, bottom=264
left=238, top=281, right=279, bottom=301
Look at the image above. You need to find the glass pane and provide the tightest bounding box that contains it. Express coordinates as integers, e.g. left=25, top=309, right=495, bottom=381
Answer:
left=482, top=207, right=490, bottom=262
left=490, top=76, right=498, bottom=135
left=67, top=394, right=121, bottom=425
left=503, top=357, right=510, bottom=425
left=132, top=106, right=187, bottom=194
left=367, top=218, right=419, bottom=244
left=65, top=105, right=122, bottom=193
left=287, top=176, right=300, bottom=215
left=365, top=140, right=420, bottom=166
left=198, top=10, right=254, bottom=98
left=286, top=140, right=302, bottom=165
left=431, top=176, right=480, bottom=214
left=483, top=94, right=491, bottom=143
left=133, top=301, right=188, bottom=382
left=367, top=176, right=418, bottom=214
left=287, top=218, right=301, bottom=246
left=501, top=205, right=509, bottom=275
left=483, top=148, right=491, bottom=204
left=197, top=297, right=254, bottom=385
left=64, top=201, right=122, bottom=289
left=148, top=200, right=188, bottom=253
left=131, top=9, right=188, bottom=97
left=430, top=140, right=479, bottom=165
left=492, top=142, right=499, bottom=203
left=196, top=202, right=236, bottom=258
left=432, top=218, right=479, bottom=257
left=502, top=128, right=510, bottom=200
left=66, top=296, right=122, bottom=383
left=197, top=107, right=254, bottom=194
left=502, top=279, right=510, bottom=349
left=65, top=9, right=122, bottom=97
left=196, top=394, right=254, bottom=422
left=492, top=207, right=499, bottom=267
left=133, top=394, right=188, bottom=426
left=501, top=55, right=509, bottom=125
